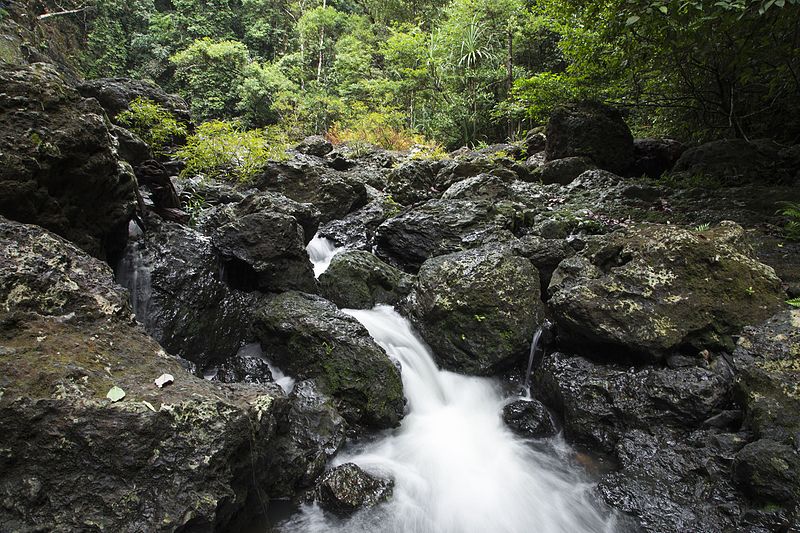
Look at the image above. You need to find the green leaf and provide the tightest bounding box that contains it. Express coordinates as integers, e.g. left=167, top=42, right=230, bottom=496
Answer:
left=659, top=5, right=669, bottom=13
left=787, top=297, right=800, bottom=308
left=106, top=386, right=126, bottom=402
left=626, top=15, right=641, bottom=25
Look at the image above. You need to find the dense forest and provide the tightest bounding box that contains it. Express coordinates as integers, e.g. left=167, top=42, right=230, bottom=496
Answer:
left=58, top=0, right=800, bottom=148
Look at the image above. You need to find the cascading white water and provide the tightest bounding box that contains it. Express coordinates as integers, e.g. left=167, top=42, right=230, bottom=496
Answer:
left=306, top=234, right=341, bottom=278
left=276, top=306, right=619, bottom=533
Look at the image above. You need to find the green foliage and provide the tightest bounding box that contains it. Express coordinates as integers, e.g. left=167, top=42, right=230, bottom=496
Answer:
left=787, top=298, right=800, bottom=309
left=171, top=38, right=250, bottom=122
left=693, top=223, right=711, bottom=232
left=328, top=111, right=436, bottom=151
left=116, top=98, right=187, bottom=153
left=777, top=202, right=800, bottom=241
left=176, top=120, right=289, bottom=182
left=655, top=172, right=724, bottom=190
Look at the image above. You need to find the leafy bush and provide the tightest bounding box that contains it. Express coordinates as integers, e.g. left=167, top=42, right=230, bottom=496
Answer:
left=777, top=202, right=800, bottom=241
left=176, top=120, right=289, bottom=182
left=116, top=97, right=187, bottom=153
left=328, top=111, right=438, bottom=152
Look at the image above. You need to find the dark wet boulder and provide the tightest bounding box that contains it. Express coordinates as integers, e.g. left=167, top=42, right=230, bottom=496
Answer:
left=318, top=189, right=396, bottom=251
left=440, top=174, right=515, bottom=202
left=318, top=250, right=413, bottom=309
left=435, top=156, right=523, bottom=190
left=210, top=343, right=275, bottom=384
left=545, top=102, right=634, bottom=174
left=111, top=124, right=153, bottom=167
left=408, top=245, right=545, bottom=375
left=733, top=309, right=800, bottom=447
left=548, top=222, right=785, bottom=361
left=533, top=351, right=734, bottom=453
left=203, top=190, right=320, bottom=245
left=0, top=63, right=137, bottom=260
left=502, top=399, right=556, bottom=439
left=306, top=463, right=393, bottom=517
left=598, top=429, right=756, bottom=533
left=255, top=156, right=369, bottom=223
left=269, top=380, right=346, bottom=496
left=733, top=439, right=800, bottom=505
left=0, top=215, right=289, bottom=532
left=375, top=199, right=517, bottom=272
left=629, top=138, right=685, bottom=179
left=212, top=211, right=316, bottom=293
left=116, top=215, right=262, bottom=369
left=77, top=77, right=192, bottom=124
left=385, top=159, right=447, bottom=205
left=511, top=234, right=576, bottom=293
left=253, top=292, right=404, bottom=429
left=671, top=138, right=798, bottom=186
left=295, top=135, right=333, bottom=157
left=531, top=156, right=597, bottom=185
left=523, top=130, right=547, bottom=156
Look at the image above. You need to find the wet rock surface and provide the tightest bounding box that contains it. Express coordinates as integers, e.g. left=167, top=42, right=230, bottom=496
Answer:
left=306, top=463, right=393, bottom=517
left=318, top=250, right=413, bottom=309
left=253, top=291, right=405, bottom=429
left=502, top=399, right=557, bottom=439
left=408, top=245, right=545, bottom=375
left=116, top=215, right=263, bottom=370
left=375, top=199, right=517, bottom=272
left=0, top=215, right=289, bottom=532
left=548, top=221, right=785, bottom=360
left=0, top=63, right=137, bottom=260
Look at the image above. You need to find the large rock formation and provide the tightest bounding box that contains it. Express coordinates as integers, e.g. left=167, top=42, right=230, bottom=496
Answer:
left=253, top=292, right=405, bottom=429
left=0, top=63, right=137, bottom=260
left=77, top=77, right=192, bottom=124
left=0, top=215, right=287, bottom=531
left=318, top=250, right=413, bottom=309
left=545, top=102, right=634, bottom=174
left=408, top=245, right=545, bottom=375
left=548, top=221, right=785, bottom=360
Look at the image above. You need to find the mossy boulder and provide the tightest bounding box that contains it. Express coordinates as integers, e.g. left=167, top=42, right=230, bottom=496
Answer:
left=407, top=245, right=545, bottom=375
left=0, top=215, right=290, bottom=531
left=548, top=221, right=785, bottom=360
left=733, top=439, right=800, bottom=505
left=318, top=250, right=413, bottom=309
left=305, top=463, right=393, bottom=517
left=253, top=292, right=404, bottom=429
left=0, top=63, right=137, bottom=260
left=732, top=309, right=800, bottom=448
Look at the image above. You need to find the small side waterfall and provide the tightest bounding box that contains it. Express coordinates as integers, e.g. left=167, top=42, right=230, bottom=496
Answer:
left=275, top=306, right=619, bottom=533
left=115, top=221, right=152, bottom=323
left=306, top=234, right=341, bottom=278
left=523, top=321, right=551, bottom=397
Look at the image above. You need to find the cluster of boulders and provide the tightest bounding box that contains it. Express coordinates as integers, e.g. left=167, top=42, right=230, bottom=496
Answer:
left=1, top=53, right=799, bottom=533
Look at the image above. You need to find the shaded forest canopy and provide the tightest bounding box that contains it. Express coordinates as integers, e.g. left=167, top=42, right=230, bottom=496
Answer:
left=21, top=0, right=800, bottom=147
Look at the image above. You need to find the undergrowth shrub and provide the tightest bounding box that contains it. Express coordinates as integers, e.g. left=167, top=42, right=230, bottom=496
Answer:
left=327, top=112, right=442, bottom=153
left=116, top=97, right=187, bottom=153
left=176, top=120, right=290, bottom=182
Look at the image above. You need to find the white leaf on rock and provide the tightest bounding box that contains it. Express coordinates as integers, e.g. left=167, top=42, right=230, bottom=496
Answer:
left=154, top=373, right=174, bottom=388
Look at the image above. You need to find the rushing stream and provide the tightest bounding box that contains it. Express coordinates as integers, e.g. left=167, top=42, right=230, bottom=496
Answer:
left=306, top=234, right=341, bottom=278
left=275, top=306, right=619, bottom=533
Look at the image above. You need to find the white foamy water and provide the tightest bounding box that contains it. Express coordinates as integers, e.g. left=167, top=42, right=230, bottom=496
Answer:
left=306, top=234, right=341, bottom=278
left=275, top=305, right=619, bottom=533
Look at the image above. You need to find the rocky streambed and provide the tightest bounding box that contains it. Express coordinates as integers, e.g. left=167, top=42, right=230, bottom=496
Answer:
left=1, top=61, right=800, bottom=532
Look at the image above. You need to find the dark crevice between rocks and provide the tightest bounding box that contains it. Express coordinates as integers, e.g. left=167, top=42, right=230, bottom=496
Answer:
left=218, top=255, right=261, bottom=293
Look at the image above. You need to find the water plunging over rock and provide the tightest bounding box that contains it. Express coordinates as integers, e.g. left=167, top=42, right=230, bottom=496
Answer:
left=275, top=306, right=620, bottom=533
left=307, top=234, right=342, bottom=278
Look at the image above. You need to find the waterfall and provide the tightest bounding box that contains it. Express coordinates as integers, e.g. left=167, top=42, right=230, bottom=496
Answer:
left=306, top=234, right=341, bottom=278
left=115, top=221, right=152, bottom=323
left=523, top=325, right=545, bottom=397
left=275, top=306, right=619, bottom=533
